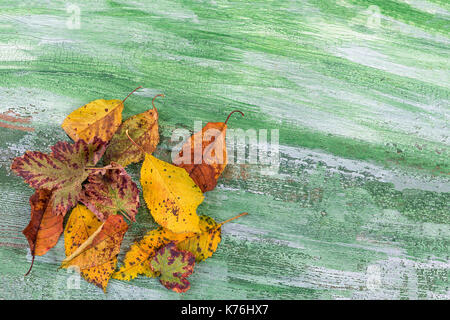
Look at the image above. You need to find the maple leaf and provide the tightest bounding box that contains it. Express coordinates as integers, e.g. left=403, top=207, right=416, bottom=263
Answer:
left=23, top=189, right=64, bottom=275
left=11, top=138, right=106, bottom=216
left=113, top=213, right=247, bottom=281
left=150, top=242, right=195, bottom=293
left=173, top=110, right=244, bottom=192
left=141, top=153, right=204, bottom=234
left=80, top=163, right=140, bottom=222
left=61, top=87, right=141, bottom=143
left=62, top=205, right=123, bottom=291
left=103, top=94, right=162, bottom=167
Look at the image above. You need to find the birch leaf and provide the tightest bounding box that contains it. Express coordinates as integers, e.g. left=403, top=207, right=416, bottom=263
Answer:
left=112, top=214, right=247, bottom=281
left=11, top=138, right=106, bottom=216
left=81, top=163, right=140, bottom=222
left=61, top=87, right=141, bottom=143
left=173, top=110, right=244, bottom=192
left=141, top=154, right=203, bottom=234
left=63, top=205, right=120, bottom=291
left=104, top=95, right=162, bottom=167
left=176, top=215, right=221, bottom=262
left=62, top=99, right=123, bottom=143
left=150, top=242, right=195, bottom=293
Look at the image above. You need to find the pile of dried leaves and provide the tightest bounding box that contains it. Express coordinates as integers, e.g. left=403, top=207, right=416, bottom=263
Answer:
left=11, top=87, right=247, bottom=293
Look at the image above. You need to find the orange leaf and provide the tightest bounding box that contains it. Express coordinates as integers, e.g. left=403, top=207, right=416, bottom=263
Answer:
left=23, top=189, right=64, bottom=275
left=173, top=110, right=244, bottom=192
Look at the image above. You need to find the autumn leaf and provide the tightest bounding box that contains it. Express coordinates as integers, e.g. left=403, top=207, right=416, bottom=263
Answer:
left=150, top=242, right=195, bottom=293
left=23, top=189, right=64, bottom=275
left=173, top=110, right=244, bottom=192
left=176, top=213, right=247, bottom=262
left=61, top=87, right=141, bottom=143
left=112, top=225, right=189, bottom=281
left=61, top=206, right=128, bottom=270
left=11, top=138, right=106, bottom=216
left=141, top=153, right=204, bottom=234
left=63, top=205, right=124, bottom=291
left=104, top=94, right=162, bottom=167
left=113, top=213, right=247, bottom=281
left=80, top=163, right=139, bottom=222
left=176, top=215, right=221, bottom=262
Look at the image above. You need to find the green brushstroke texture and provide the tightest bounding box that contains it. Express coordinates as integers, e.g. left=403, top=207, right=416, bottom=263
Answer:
left=0, top=0, right=448, bottom=299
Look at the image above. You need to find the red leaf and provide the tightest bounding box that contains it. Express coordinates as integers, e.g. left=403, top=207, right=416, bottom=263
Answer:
left=150, top=242, right=195, bottom=293
left=11, top=138, right=106, bottom=216
left=80, top=163, right=140, bottom=222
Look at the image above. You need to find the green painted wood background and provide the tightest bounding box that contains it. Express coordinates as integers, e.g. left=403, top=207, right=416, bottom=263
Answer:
left=0, top=0, right=448, bottom=299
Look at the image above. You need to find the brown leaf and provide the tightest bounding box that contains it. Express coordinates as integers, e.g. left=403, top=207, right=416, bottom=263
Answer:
left=23, top=189, right=64, bottom=275
left=173, top=110, right=244, bottom=192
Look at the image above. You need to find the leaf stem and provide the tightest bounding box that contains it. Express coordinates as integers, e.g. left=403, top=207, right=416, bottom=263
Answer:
left=218, top=212, right=248, bottom=227
left=61, top=221, right=105, bottom=266
left=123, top=86, right=143, bottom=103
left=152, top=94, right=164, bottom=112
left=24, top=255, right=35, bottom=276
left=125, top=129, right=147, bottom=155
left=224, top=110, right=244, bottom=125
left=85, top=166, right=116, bottom=171
left=119, top=209, right=134, bottom=223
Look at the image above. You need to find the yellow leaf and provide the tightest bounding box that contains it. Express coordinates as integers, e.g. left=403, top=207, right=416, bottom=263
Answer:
left=63, top=204, right=126, bottom=291
left=113, top=214, right=247, bottom=281
left=62, top=99, right=123, bottom=143
left=112, top=227, right=189, bottom=281
left=177, top=215, right=221, bottom=262
left=141, top=154, right=204, bottom=233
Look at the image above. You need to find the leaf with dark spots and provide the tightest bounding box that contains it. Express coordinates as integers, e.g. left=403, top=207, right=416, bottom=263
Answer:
left=11, top=138, right=107, bottom=216
left=175, top=213, right=247, bottom=262
left=112, top=226, right=190, bottom=281
left=104, top=94, right=162, bottom=167
left=113, top=213, right=247, bottom=281
left=23, top=189, right=64, bottom=275
left=61, top=205, right=128, bottom=271
left=62, top=205, right=122, bottom=291
left=173, top=110, right=244, bottom=192
left=61, top=87, right=142, bottom=144
left=81, top=162, right=139, bottom=222
left=141, top=153, right=203, bottom=233
left=176, top=215, right=222, bottom=262
left=150, top=242, right=195, bottom=293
